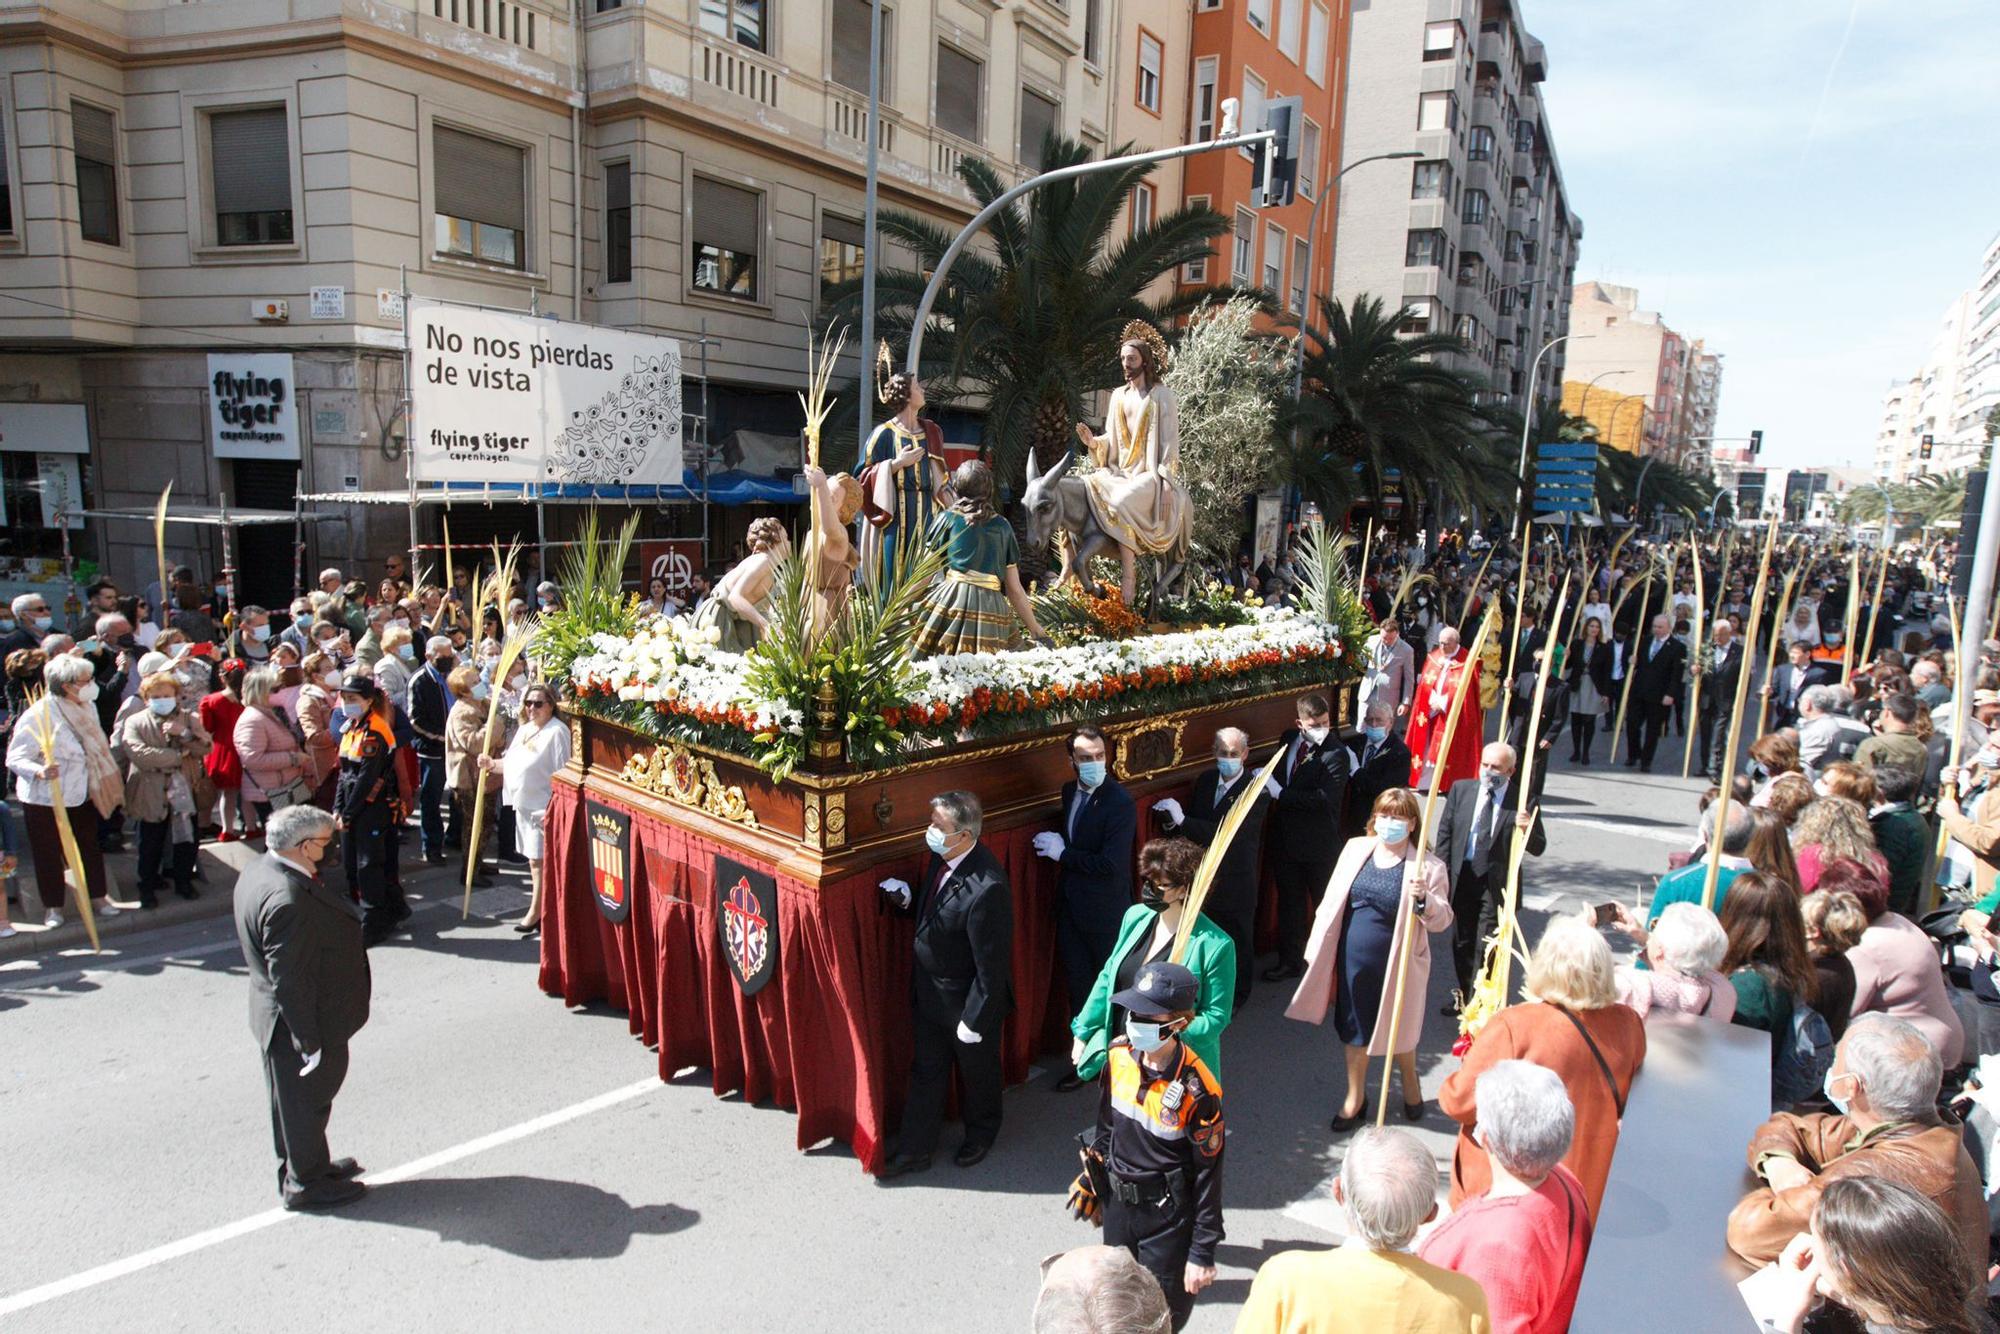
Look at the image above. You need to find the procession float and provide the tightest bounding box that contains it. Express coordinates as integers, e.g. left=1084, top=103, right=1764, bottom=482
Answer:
left=532, top=326, right=1368, bottom=1170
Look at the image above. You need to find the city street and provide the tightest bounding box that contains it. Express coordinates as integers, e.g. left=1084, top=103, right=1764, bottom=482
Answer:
left=0, top=747, right=1703, bottom=1332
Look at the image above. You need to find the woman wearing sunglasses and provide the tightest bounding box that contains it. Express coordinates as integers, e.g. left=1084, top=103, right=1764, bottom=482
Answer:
left=478, top=683, right=571, bottom=935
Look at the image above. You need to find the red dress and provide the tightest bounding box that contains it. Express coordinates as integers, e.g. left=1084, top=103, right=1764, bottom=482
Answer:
left=1403, top=647, right=1483, bottom=791
left=199, top=691, right=245, bottom=790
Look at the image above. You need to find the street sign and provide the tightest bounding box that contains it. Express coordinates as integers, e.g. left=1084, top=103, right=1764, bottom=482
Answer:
left=1536, top=499, right=1594, bottom=513
left=1536, top=443, right=1600, bottom=460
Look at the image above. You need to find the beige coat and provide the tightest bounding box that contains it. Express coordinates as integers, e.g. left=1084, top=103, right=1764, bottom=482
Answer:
left=296, top=684, right=340, bottom=785
left=1287, top=835, right=1453, bottom=1055
left=119, top=707, right=212, bottom=823
left=446, top=698, right=500, bottom=793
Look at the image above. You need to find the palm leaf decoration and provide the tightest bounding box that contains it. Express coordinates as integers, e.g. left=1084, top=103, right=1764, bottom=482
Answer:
left=1294, top=513, right=1356, bottom=626
left=1175, top=748, right=1287, bottom=963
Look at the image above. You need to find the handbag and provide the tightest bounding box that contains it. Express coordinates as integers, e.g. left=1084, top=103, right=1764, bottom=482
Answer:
left=1552, top=1004, right=1627, bottom=1117
left=265, top=775, right=313, bottom=810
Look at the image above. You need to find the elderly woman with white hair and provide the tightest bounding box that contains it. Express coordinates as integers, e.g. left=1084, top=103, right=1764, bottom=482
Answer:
left=1440, top=916, right=1646, bottom=1219
left=5, top=653, right=122, bottom=926
left=1612, top=900, right=1737, bottom=1022
left=1420, top=1060, right=1592, bottom=1334
left=1237, top=1127, right=1490, bottom=1332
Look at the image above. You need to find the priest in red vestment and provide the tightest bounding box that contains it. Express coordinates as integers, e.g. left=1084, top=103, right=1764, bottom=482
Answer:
left=1405, top=627, right=1484, bottom=792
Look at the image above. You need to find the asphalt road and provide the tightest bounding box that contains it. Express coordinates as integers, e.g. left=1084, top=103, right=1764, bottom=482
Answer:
left=0, top=744, right=1705, bottom=1333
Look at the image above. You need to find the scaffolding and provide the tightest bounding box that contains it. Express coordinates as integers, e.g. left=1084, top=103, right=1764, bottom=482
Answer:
left=52, top=502, right=347, bottom=621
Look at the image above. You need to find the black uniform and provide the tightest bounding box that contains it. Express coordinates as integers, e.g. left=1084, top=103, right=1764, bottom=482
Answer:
left=1266, top=726, right=1352, bottom=976
left=1626, top=630, right=1687, bottom=772
left=334, top=712, right=405, bottom=944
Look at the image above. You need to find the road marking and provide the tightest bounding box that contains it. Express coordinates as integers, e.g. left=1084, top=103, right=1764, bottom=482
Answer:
left=1544, top=815, right=1690, bottom=846
left=0, top=1076, right=661, bottom=1318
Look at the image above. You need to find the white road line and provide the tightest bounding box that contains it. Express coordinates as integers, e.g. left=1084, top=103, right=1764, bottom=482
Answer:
left=0, top=1077, right=662, bottom=1319
left=1543, top=815, right=1690, bottom=846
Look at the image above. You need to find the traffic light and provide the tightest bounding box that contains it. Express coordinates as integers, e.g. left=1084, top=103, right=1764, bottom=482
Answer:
left=1254, top=96, right=1302, bottom=209
left=1921, top=434, right=1934, bottom=461
left=1749, top=429, right=1762, bottom=456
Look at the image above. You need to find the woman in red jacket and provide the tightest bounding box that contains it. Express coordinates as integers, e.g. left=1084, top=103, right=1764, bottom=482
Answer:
left=197, top=658, right=250, bottom=839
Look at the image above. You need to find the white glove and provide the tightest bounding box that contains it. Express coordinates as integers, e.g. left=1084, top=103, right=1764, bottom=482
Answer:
left=1263, top=775, right=1281, bottom=799
left=1033, top=832, right=1066, bottom=861
left=878, top=877, right=911, bottom=907
left=300, top=1048, right=322, bottom=1077
left=955, top=1021, right=982, bottom=1045
left=1152, top=798, right=1184, bottom=825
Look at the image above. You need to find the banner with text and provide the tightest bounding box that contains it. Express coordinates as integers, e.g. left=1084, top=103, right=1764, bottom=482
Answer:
left=408, top=299, right=683, bottom=485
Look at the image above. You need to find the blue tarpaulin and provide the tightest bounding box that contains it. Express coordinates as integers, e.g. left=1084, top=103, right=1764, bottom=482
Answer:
left=426, top=470, right=801, bottom=506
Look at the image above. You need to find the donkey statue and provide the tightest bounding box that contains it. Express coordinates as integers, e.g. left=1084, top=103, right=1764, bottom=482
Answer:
left=1019, top=448, right=1187, bottom=615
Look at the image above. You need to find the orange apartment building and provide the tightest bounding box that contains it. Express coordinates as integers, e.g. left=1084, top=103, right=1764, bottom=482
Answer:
left=1178, top=0, right=1352, bottom=324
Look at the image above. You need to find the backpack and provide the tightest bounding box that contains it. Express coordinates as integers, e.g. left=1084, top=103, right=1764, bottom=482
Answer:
left=1773, top=994, right=1836, bottom=1107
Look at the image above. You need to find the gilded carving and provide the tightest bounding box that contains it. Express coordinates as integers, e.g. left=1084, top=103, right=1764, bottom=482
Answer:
left=823, top=791, right=847, bottom=848
left=1114, top=719, right=1183, bottom=783
left=619, top=743, right=761, bottom=830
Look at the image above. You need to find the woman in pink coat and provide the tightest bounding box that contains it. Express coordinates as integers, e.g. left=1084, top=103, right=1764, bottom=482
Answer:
left=1287, top=786, right=1453, bottom=1131
left=232, top=665, right=311, bottom=828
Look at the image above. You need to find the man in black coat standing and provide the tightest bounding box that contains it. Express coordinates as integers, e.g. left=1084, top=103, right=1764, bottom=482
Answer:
left=1432, top=741, right=1547, bottom=1008
left=1342, top=698, right=1412, bottom=844
left=1262, top=693, right=1352, bottom=983
left=406, top=635, right=458, bottom=863
left=1154, top=725, right=1267, bottom=1007
left=1626, top=613, right=1687, bottom=774
left=1038, top=726, right=1137, bottom=1090
left=232, top=804, right=371, bottom=1211
left=1695, top=619, right=1744, bottom=780
left=877, top=790, right=1013, bottom=1178
left=1763, top=639, right=1832, bottom=732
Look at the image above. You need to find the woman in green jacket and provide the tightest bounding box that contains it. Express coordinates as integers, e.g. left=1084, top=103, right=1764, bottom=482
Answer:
left=1070, top=836, right=1238, bottom=1082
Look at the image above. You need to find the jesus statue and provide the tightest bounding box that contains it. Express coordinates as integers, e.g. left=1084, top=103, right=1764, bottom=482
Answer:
left=1072, top=319, right=1192, bottom=606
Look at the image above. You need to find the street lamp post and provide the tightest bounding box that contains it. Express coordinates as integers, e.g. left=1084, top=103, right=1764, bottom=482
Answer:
left=1513, top=333, right=1588, bottom=535
left=857, top=0, right=885, bottom=453
left=1288, top=150, right=1424, bottom=408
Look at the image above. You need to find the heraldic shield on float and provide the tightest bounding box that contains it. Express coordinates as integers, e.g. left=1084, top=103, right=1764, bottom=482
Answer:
left=715, top=856, right=779, bottom=997
left=585, top=800, right=633, bottom=925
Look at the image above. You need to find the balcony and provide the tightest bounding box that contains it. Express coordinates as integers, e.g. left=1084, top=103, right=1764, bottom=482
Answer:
left=826, top=87, right=898, bottom=156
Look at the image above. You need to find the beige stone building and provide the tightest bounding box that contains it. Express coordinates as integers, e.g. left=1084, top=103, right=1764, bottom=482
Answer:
left=0, top=0, right=1142, bottom=608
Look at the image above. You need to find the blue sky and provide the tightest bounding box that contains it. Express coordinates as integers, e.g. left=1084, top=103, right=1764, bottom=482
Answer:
left=1522, top=0, right=1999, bottom=470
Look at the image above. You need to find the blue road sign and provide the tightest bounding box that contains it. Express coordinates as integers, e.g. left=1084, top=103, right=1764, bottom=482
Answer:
left=1536, top=443, right=1600, bottom=460
left=1536, top=499, right=1595, bottom=513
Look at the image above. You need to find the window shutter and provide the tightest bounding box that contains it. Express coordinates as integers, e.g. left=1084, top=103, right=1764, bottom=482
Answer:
left=434, top=126, right=526, bottom=231
left=693, top=176, right=758, bottom=254
left=1019, top=87, right=1056, bottom=167
left=821, top=212, right=864, bottom=250
left=210, top=108, right=292, bottom=215
left=936, top=46, right=980, bottom=142
left=73, top=104, right=116, bottom=164
left=831, top=0, right=872, bottom=93
left=606, top=160, right=631, bottom=212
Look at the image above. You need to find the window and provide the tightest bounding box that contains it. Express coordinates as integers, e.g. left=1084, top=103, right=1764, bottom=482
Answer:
left=1239, top=70, right=1266, bottom=158
left=1462, top=189, right=1488, bottom=225
left=1262, top=222, right=1283, bottom=292
left=1183, top=194, right=1209, bottom=282
left=1405, top=229, right=1446, bottom=267
left=1247, top=0, right=1270, bottom=33
left=1191, top=58, right=1217, bottom=140
left=1417, top=91, right=1457, bottom=133
left=1289, top=236, right=1308, bottom=315
left=1, top=100, right=14, bottom=233
left=819, top=211, right=864, bottom=295
left=1277, top=0, right=1301, bottom=60
left=604, top=160, right=632, bottom=283
left=1306, top=3, right=1329, bottom=84
left=1232, top=207, right=1253, bottom=282
left=1136, top=30, right=1162, bottom=113
left=1131, top=182, right=1154, bottom=235
left=1455, top=313, right=1480, bottom=342
left=1084, top=0, right=1102, bottom=64
left=1398, top=298, right=1437, bottom=335
left=697, top=0, right=766, bottom=53
left=1197, top=0, right=1220, bottom=9
left=1467, top=126, right=1494, bottom=162
left=1515, top=122, right=1536, bottom=153
left=1018, top=87, right=1057, bottom=169
left=935, top=45, right=982, bottom=143
left=1299, top=118, right=1320, bottom=199
left=691, top=175, right=759, bottom=299
left=72, top=102, right=119, bottom=246
left=1410, top=159, right=1452, bottom=199
left=433, top=126, right=526, bottom=268
left=832, top=0, right=892, bottom=96
left=1423, top=21, right=1458, bottom=60
left=209, top=106, right=293, bottom=246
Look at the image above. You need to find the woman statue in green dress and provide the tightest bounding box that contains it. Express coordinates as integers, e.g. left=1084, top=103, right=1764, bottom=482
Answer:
left=854, top=344, right=952, bottom=590
left=691, top=516, right=790, bottom=654
left=912, top=461, right=1047, bottom=657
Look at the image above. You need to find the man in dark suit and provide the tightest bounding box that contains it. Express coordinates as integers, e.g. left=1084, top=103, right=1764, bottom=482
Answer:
left=1503, top=648, right=1570, bottom=758
left=1626, top=613, right=1687, bottom=773
left=1695, top=619, right=1745, bottom=780
left=1262, top=693, right=1352, bottom=983
left=1037, top=726, right=1136, bottom=1090
left=1433, top=741, right=1547, bottom=1008
left=407, top=636, right=458, bottom=863
left=1154, top=726, right=1267, bottom=1007
left=1764, top=639, right=1832, bottom=731
left=1342, top=698, right=1413, bottom=843
left=877, top=790, right=1013, bottom=1178
left=232, top=804, right=371, bottom=1211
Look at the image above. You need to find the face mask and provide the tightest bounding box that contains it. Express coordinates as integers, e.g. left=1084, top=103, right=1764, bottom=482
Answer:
left=79, top=639, right=102, bottom=655
left=390, top=619, right=410, bottom=632
left=1303, top=725, right=1329, bottom=746
left=396, top=644, right=416, bottom=661
left=1364, top=725, right=1387, bottom=744
left=1125, top=1017, right=1172, bottom=1055
left=924, top=824, right=950, bottom=857
left=1377, top=818, right=1410, bottom=844
left=1823, top=1070, right=1852, bottom=1116
left=335, top=704, right=357, bottom=722
left=539, top=599, right=556, bottom=611
left=1139, top=879, right=1172, bottom=912
left=434, top=656, right=457, bottom=674
left=33, top=616, right=52, bottom=633
left=1980, top=749, right=2000, bottom=770
left=148, top=697, right=176, bottom=717
left=321, top=671, right=342, bottom=688
left=1077, top=759, right=1106, bottom=789
left=249, top=624, right=271, bottom=643
left=78, top=682, right=100, bottom=704
left=1216, top=756, right=1243, bottom=780
left=1812, top=778, right=1831, bottom=797
left=0, top=619, right=13, bottom=632
left=471, top=681, right=491, bottom=701
left=1482, top=768, right=1504, bottom=787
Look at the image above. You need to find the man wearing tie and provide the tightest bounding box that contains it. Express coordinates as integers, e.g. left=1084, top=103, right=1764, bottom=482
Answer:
left=1262, top=694, right=1353, bottom=983
left=1763, top=640, right=1831, bottom=732
left=1626, top=613, right=1688, bottom=774
left=1356, top=618, right=1416, bottom=722
left=1154, top=726, right=1267, bottom=1007
left=1342, top=699, right=1413, bottom=843
left=1695, top=619, right=1744, bottom=780
left=1433, top=742, right=1547, bottom=1007
left=1037, top=726, right=1137, bottom=1090
left=877, top=790, right=1013, bottom=1178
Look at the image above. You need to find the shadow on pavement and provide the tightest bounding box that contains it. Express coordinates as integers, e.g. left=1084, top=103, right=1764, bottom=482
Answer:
left=345, top=1175, right=698, bottom=1258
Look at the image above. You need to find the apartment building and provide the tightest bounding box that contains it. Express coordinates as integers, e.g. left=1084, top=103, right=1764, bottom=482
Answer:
left=1177, top=0, right=1350, bottom=328
left=1560, top=281, right=1718, bottom=465
left=1875, top=230, right=2000, bottom=483
left=0, top=0, right=1123, bottom=605
left=1330, top=0, right=1580, bottom=404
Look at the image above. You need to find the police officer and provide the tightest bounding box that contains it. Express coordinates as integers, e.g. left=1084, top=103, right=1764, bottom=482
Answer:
left=1069, top=961, right=1224, bottom=1331
left=334, top=674, right=406, bottom=945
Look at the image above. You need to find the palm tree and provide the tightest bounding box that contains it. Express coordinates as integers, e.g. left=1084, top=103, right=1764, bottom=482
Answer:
left=1837, top=483, right=1893, bottom=525
left=1282, top=294, right=1508, bottom=530
left=1594, top=449, right=1718, bottom=522
left=820, top=134, right=1233, bottom=483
